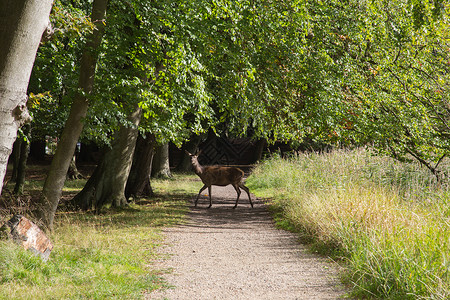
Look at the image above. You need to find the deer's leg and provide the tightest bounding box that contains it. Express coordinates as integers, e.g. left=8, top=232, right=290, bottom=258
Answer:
left=207, top=186, right=212, bottom=208
left=232, top=184, right=241, bottom=209
left=195, top=185, right=207, bottom=207
left=239, top=184, right=253, bottom=208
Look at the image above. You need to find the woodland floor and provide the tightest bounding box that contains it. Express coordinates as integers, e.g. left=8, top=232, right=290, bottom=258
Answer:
left=0, top=163, right=94, bottom=221
left=148, top=182, right=348, bottom=300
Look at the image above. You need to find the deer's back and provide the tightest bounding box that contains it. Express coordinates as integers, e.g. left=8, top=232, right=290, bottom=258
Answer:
left=200, top=166, right=244, bottom=186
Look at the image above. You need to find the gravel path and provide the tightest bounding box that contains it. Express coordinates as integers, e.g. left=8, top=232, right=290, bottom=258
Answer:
left=148, top=184, right=347, bottom=300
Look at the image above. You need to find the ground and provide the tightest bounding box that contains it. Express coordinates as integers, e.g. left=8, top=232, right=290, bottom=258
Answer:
left=148, top=184, right=348, bottom=300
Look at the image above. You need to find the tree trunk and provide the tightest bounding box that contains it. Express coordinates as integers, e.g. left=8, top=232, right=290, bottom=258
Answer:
left=151, top=142, right=172, bottom=179
left=125, top=133, right=156, bottom=199
left=0, top=0, right=53, bottom=196
left=32, top=0, right=108, bottom=230
left=13, top=124, right=31, bottom=195
left=9, top=138, right=21, bottom=183
left=254, top=138, right=267, bottom=163
left=67, top=154, right=84, bottom=180
left=72, top=106, right=142, bottom=212
left=175, top=134, right=203, bottom=172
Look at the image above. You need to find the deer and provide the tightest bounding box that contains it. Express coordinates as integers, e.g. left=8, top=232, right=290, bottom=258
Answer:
left=185, top=150, right=253, bottom=209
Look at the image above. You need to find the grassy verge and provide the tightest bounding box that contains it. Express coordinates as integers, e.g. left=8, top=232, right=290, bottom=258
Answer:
left=0, top=173, right=198, bottom=299
left=247, top=149, right=450, bottom=299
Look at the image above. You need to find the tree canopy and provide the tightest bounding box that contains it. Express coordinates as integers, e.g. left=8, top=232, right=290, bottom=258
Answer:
left=27, top=0, right=449, bottom=173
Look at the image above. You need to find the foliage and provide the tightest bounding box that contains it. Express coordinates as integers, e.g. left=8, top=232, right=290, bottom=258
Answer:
left=182, top=0, right=316, bottom=141
left=28, top=0, right=450, bottom=171
left=28, top=0, right=93, bottom=141
left=89, top=0, right=217, bottom=146
left=309, top=0, right=450, bottom=175
left=247, top=149, right=450, bottom=299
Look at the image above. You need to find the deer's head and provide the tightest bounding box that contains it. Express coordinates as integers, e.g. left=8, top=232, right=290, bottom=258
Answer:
left=185, top=150, right=202, bottom=161
left=185, top=150, right=203, bottom=173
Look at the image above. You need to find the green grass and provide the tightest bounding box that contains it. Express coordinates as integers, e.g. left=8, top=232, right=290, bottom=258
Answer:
left=0, top=173, right=198, bottom=299
left=247, top=148, right=450, bottom=299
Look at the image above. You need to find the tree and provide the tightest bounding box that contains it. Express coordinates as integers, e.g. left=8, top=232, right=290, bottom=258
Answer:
left=20, top=0, right=448, bottom=226
left=192, top=0, right=449, bottom=179
left=33, top=0, right=107, bottom=230
left=308, top=0, right=450, bottom=178
left=71, top=0, right=331, bottom=212
left=72, top=105, right=142, bottom=212
left=358, top=0, right=450, bottom=178
left=125, top=133, right=156, bottom=199
left=12, top=124, right=31, bottom=195
left=27, top=1, right=96, bottom=162
left=151, top=142, right=172, bottom=179
left=67, top=153, right=84, bottom=180
left=0, top=0, right=54, bottom=195
left=71, top=0, right=216, bottom=211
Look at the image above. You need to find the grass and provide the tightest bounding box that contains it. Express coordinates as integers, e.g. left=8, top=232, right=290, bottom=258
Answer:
left=247, top=148, right=450, bottom=299
left=0, top=173, right=198, bottom=299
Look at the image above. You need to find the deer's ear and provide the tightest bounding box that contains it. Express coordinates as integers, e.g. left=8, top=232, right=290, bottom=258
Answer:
left=185, top=150, right=192, bottom=156
left=196, top=149, right=203, bottom=156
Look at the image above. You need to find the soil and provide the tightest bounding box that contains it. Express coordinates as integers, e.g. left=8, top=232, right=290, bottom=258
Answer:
left=148, top=183, right=348, bottom=300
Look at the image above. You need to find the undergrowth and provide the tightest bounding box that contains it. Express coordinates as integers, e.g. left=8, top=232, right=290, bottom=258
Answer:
left=247, top=148, right=450, bottom=299
left=0, top=173, right=196, bottom=299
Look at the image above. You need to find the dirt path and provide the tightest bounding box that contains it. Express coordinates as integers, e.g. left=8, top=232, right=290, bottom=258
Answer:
left=148, top=184, right=347, bottom=300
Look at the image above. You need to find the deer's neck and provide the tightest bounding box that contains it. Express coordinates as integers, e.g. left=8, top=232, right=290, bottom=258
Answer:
left=192, top=158, right=204, bottom=175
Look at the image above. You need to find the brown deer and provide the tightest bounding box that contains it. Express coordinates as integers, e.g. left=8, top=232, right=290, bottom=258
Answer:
left=186, top=150, right=253, bottom=209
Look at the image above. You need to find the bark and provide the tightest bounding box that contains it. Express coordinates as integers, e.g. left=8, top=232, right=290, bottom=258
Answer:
left=254, top=138, right=267, bottom=163
left=0, top=0, right=53, bottom=195
left=125, top=133, right=156, bottom=199
left=152, top=142, right=172, bottom=179
left=67, top=154, right=84, bottom=180
left=9, top=138, right=21, bottom=182
left=33, top=0, right=108, bottom=230
left=72, top=106, right=142, bottom=212
left=13, top=124, right=31, bottom=195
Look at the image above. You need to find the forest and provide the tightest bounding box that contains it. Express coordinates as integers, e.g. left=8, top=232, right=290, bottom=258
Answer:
left=0, top=0, right=449, bottom=299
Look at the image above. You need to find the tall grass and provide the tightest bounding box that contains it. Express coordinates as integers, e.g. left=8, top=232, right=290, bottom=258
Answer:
left=247, top=148, right=450, bottom=299
left=0, top=173, right=197, bottom=299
